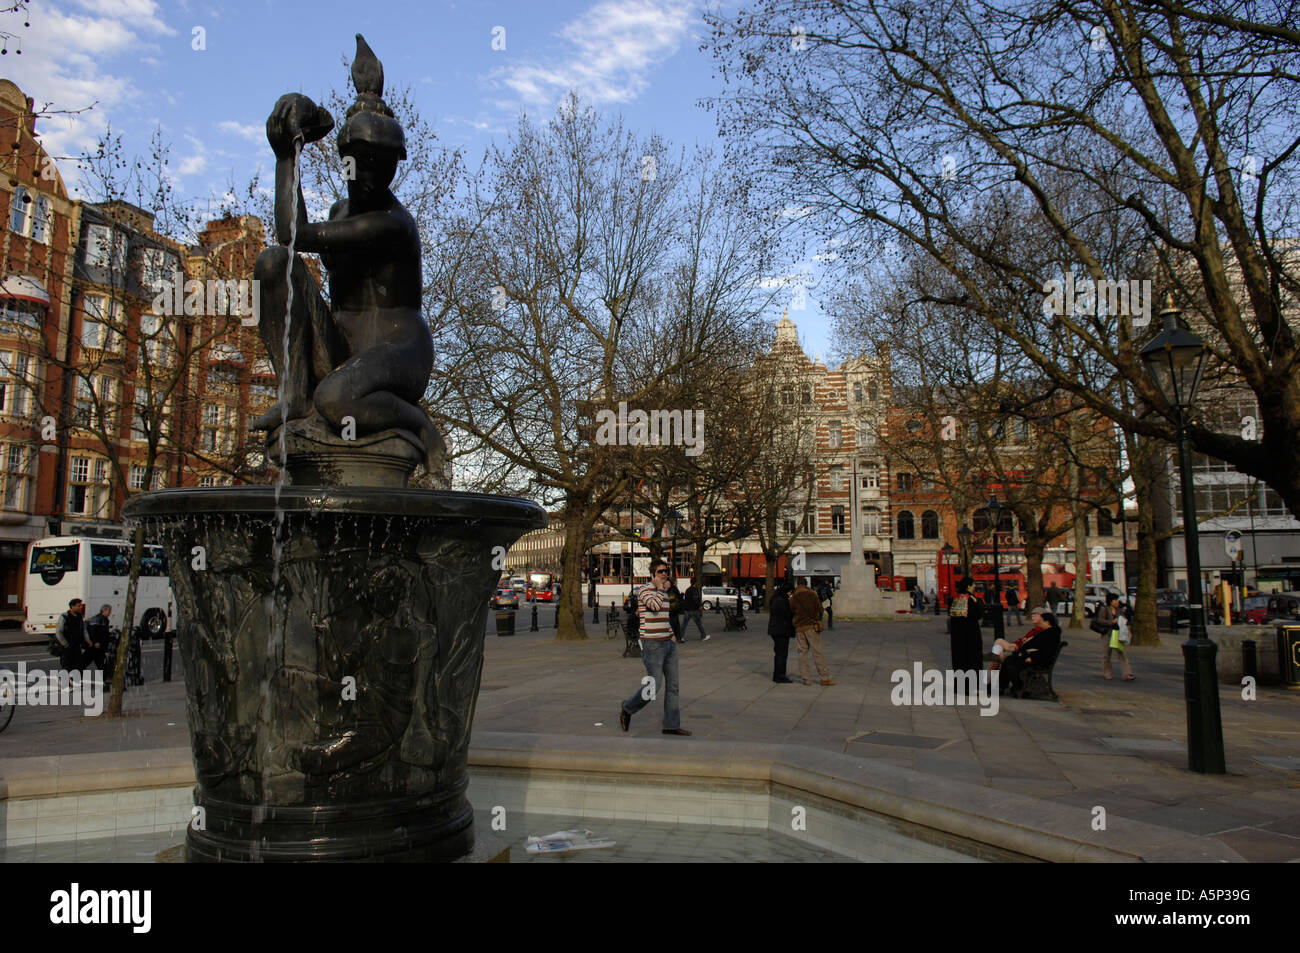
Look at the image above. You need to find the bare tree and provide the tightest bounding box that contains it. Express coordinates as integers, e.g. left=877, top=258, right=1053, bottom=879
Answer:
left=707, top=0, right=1300, bottom=515
left=433, top=95, right=780, bottom=639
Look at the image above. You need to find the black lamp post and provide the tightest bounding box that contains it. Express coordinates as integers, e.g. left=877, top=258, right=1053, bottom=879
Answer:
left=979, top=496, right=1006, bottom=644
left=957, top=523, right=973, bottom=579
left=1139, top=294, right=1225, bottom=774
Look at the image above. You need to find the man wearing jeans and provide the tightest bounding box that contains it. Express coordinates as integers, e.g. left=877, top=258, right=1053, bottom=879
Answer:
left=620, top=560, right=691, bottom=735
left=680, top=582, right=709, bottom=641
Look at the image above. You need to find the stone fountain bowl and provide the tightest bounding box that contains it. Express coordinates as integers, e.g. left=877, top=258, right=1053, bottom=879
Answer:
left=123, top=486, right=545, bottom=862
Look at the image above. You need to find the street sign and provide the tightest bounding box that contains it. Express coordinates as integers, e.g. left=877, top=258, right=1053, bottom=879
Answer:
left=1224, top=531, right=1243, bottom=561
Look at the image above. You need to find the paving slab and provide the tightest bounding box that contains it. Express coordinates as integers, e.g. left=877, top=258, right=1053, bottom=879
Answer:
left=2, top=613, right=1297, bottom=858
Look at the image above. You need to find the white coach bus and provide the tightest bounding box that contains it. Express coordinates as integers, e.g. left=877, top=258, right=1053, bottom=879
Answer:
left=22, top=536, right=176, bottom=639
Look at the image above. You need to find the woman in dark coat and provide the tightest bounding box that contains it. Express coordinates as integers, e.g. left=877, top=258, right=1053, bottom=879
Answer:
left=948, top=578, right=984, bottom=672
left=767, top=583, right=796, bottom=683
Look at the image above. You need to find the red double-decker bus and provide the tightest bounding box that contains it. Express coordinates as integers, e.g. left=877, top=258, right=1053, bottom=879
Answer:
left=526, top=571, right=556, bottom=602
left=935, top=548, right=1028, bottom=610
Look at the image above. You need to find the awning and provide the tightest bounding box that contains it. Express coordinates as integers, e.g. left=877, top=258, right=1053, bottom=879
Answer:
left=0, top=274, right=50, bottom=305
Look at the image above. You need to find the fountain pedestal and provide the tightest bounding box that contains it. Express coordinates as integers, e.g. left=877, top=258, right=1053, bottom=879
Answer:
left=124, top=487, right=543, bottom=862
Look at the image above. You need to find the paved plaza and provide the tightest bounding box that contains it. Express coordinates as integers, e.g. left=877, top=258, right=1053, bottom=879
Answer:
left=2, top=610, right=1298, bottom=862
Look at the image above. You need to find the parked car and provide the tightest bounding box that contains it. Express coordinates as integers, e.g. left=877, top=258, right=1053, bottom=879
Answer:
left=1154, top=588, right=1191, bottom=627
left=491, top=588, right=520, bottom=610
left=700, top=586, right=752, bottom=611
left=1264, top=591, right=1300, bottom=623
left=1241, top=594, right=1271, bottom=625
left=1054, top=584, right=1123, bottom=618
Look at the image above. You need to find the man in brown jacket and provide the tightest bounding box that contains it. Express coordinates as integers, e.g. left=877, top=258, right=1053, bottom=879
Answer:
left=790, top=580, right=834, bottom=686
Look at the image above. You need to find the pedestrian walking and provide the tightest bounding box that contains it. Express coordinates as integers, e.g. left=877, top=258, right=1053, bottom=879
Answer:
left=767, top=582, right=795, bottom=682
left=791, top=580, right=834, bottom=685
left=1095, top=594, right=1134, bottom=681
left=620, top=560, right=691, bottom=735
left=666, top=578, right=684, bottom=643
left=680, top=582, right=709, bottom=641
left=1005, top=583, right=1022, bottom=626
left=85, top=603, right=112, bottom=671
left=947, top=578, right=984, bottom=672
left=817, top=580, right=834, bottom=629
left=54, top=598, right=90, bottom=671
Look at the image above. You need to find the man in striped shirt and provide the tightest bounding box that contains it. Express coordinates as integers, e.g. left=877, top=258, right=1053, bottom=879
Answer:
left=619, top=560, right=691, bottom=735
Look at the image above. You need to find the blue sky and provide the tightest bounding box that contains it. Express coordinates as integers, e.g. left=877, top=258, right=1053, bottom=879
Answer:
left=8, top=0, right=838, bottom=359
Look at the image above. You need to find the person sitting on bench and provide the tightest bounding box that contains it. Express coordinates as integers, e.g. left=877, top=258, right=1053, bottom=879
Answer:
left=986, top=607, right=1061, bottom=695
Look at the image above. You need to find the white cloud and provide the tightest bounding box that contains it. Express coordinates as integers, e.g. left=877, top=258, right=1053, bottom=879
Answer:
left=216, top=120, right=264, bottom=144
left=491, top=0, right=694, bottom=107
left=177, top=153, right=207, bottom=177
left=5, top=0, right=175, bottom=194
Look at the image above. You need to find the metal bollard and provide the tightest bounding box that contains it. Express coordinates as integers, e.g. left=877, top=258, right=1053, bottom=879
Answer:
left=530, top=602, right=539, bottom=632
left=593, top=601, right=599, bottom=623
left=163, top=631, right=174, bottom=682
left=1242, top=638, right=1257, bottom=682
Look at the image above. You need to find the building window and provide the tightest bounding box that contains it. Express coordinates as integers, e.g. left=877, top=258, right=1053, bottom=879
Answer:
left=67, top=455, right=108, bottom=516
left=207, top=366, right=238, bottom=390
left=138, top=247, right=179, bottom=295
left=897, top=472, right=914, bottom=492
left=0, top=298, right=41, bottom=334
left=199, top=476, right=216, bottom=488
left=921, top=474, right=935, bottom=491
left=780, top=384, right=794, bottom=405
left=1097, top=509, right=1114, bottom=536
left=1, top=444, right=29, bottom=510
left=861, top=507, right=881, bottom=536
left=921, top=510, right=939, bottom=539
left=861, top=466, right=878, bottom=490
left=829, top=464, right=844, bottom=492
left=853, top=382, right=863, bottom=402
left=151, top=470, right=165, bottom=490
left=140, top=312, right=173, bottom=366
left=782, top=512, right=799, bottom=535
left=800, top=384, right=811, bottom=404
left=868, top=382, right=878, bottom=401
left=8, top=186, right=28, bottom=234
left=84, top=224, right=129, bottom=273
left=0, top=352, right=34, bottom=417
left=897, top=510, right=915, bottom=539
left=831, top=505, right=846, bottom=534
left=803, top=507, right=817, bottom=534
left=129, top=464, right=147, bottom=490
left=83, top=295, right=122, bottom=352
left=828, top=420, right=842, bottom=449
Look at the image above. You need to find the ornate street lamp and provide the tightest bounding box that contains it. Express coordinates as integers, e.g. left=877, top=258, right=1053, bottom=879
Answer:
left=1140, top=294, right=1224, bottom=773
left=979, top=496, right=1006, bottom=644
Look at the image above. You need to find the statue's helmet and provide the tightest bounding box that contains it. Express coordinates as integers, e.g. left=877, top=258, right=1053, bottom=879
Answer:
left=337, top=34, right=407, bottom=161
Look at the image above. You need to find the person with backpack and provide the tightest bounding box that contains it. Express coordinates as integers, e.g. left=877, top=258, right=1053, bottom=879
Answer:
left=948, top=578, right=984, bottom=672
left=54, top=598, right=90, bottom=671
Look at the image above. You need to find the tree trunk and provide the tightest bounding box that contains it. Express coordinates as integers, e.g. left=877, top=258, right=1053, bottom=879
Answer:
left=556, top=501, right=592, bottom=642
left=1131, top=468, right=1162, bottom=646
left=1023, top=534, right=1046, bottom=611
left=105, top=524, right=146, bottom=717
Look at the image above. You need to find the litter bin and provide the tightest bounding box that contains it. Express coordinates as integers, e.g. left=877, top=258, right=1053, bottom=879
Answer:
left=495, top=611, right=516, bottom=637
left=1157, top=608, right=1177, bottom=633
left=1276, top=624, right=1300, bottom=690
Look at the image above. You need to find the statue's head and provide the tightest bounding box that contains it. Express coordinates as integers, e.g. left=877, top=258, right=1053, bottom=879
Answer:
left=337, top=34, right=405, bottom=193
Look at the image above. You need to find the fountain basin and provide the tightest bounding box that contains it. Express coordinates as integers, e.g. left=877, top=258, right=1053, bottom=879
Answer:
left=122, top=487, right=544, bottom=862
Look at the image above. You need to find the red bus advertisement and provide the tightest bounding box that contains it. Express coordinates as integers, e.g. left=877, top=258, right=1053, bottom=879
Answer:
left=935, top=547, right=1078, bottom=609
left=526, top=571, right=556, bottom=602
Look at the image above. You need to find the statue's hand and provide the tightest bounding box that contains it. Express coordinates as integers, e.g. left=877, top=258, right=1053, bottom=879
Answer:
left=266, top=93, right=335, bottom=158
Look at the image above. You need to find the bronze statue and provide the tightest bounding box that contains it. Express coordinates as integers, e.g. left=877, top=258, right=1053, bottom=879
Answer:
left=251, top=34, right=445, bottom=480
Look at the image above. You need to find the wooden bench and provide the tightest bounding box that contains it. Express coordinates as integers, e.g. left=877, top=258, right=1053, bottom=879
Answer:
left=1009, top=640, right=1068, bottom=701
left=721, top=606, right=747, bottom=631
